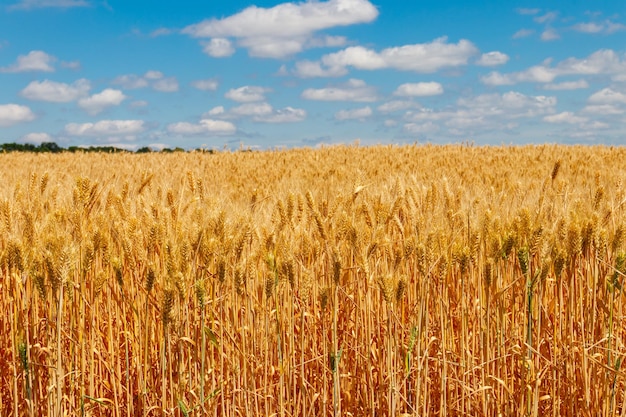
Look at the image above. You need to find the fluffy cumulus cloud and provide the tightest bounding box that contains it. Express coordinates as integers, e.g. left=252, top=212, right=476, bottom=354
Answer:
left=588, top=87, right=626, bottom=104
left=78, top=89, right=126, bottom=115
left=482, top=65, right=558, bottom=85
left=403, top=121, right=440, bottom=135
left=257, top=107, right=306, bottom=123
left=65, top=120, right=145, bottom=136
left=476, top=51, right=509, bottom=66
left=572, top=20, right=626, bottom=34
left=301, top=78, right=377, bottom=102
left=582, top=104, right=625, bottom=115
left=534, top=11, right=558, bottom=24
left=542, top=80, right=589, bottom=90
left=393, top=82, right=443, bottom=97
left=305, top=35, right=347, bottom=48
left=20, top=132, right=53, bottom=144
left=205, top=102, right=306, bottom=123
left=292, top=60, right=348, bottom=77
left=225, top=86, right=272, bottom=102
left=228, top=102, right=274, bottom=117
left=456, top=92, right=556, bottom=118
left=335, top=106, right=372, bottom=120
left=191, top=79, right=219, bottom=91
left=540, top=28, right=560, bottom=41
left=377, top=100, right=420, bottom=113
left=202, top=38, right=235, bottom=57
left=294, top=37, right=477, bottom=77
left=7, top=0, right=88, bottom=10
left=401, top=91, right=557, bottom=136
left=0, top=50, right=55, bottom=73
left=112, top=74, right=149, bottom=89
left=112, top=71, right=178, bottom=92
left=21, top=79, right=90, bottom=102
left=0, top=104, right=36, bottom=126
left=543, top=112, right=588, bottom=124
left=512, top=29, right=535, bottom=39
left=182, top=0, right=378, bottom=58
left=167, top=119, right=236, bottom=135
left=152, top=77, right=179, bottom=92
left=482, top=49, right=626, bottom=86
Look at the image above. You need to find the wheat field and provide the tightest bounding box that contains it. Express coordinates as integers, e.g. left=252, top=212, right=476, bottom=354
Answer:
left=1, top=144, right=626, bottom=416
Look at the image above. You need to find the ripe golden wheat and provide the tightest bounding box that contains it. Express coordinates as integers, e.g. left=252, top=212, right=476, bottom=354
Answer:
left=1, top=144, right=626, bottom=416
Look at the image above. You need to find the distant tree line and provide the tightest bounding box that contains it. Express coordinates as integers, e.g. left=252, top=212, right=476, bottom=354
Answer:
left=0, top=142, right=216, bottom=153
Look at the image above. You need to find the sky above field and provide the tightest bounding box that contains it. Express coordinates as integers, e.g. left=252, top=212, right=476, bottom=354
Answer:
left=1, top=0, right=626, bottom=149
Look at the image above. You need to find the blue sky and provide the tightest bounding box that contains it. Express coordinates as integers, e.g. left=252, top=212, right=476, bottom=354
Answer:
left=1, top=0, right=626, bottom=149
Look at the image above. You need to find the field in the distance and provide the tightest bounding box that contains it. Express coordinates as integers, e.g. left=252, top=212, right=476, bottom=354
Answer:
left=2, top=144, right=626, bottom=416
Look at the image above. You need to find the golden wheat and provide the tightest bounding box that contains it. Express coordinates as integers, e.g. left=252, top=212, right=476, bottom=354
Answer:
left=1, top=144, right=626, bottom=416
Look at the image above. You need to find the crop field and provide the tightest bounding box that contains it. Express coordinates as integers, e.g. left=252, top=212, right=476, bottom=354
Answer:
left=2, top=144, right=626, bottom=416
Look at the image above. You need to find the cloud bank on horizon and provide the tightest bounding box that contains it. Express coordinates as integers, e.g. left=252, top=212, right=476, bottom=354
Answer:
left=1, top=0, right=626, bottom=148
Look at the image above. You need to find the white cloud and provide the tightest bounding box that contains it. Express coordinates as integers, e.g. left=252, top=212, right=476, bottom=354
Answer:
left=482, top=65, right=558, bottom=85
left=335, top=106, right=372, bottom=120
left=0, top=50, right=55, bottom=73
left=541, top=28, right=560, bottom=41
left=8, top=0, right=88, bottom=10
left=457, top=91, right=556, bottom=117
left=65, top=120, right=145, bottom=136
left=534, top=11, right=558, bottom=24
left=582, top=104, right=625, bottom=115
left=393, top=82, right=443, bottom=97
left=78, top=89, right=126, bottom=115
left=167, top=119, right=236, bottom=135
left=588, top=88, right=626, bottom=104
left=21, top=79, right=90, bottom=102
left=206, top=106, right=225, bottom=116
left=403, top=121, right=440, bottom=135
left=476, top=51, right=509, bottom=66
left=112, top=74, right=149, bottom=89
left=572, top=22, right=604, bottom=33
left=204, top=102, right=306, bottom=123
left=293, top=60, right=348, bottom=78
left=402, top=91, right=557, bottom=135
left=229, top=102, right=274, bottom=117
left=152, top=77, right=179, bottom=92
left=112, top=71, right=178, bottom=92
left=60, top=60, right=80, bottom=70
left=306, top=35, right=347, bottom=48
left=255, top=106, right=306, bottom=123
left=150, top=28, right=173, bottom=37
left=377, top=100, right=420, bottom=113
left=144, top=71, right=163, bottom=80
left=314, top=37, right=478, bottom=74
left=20, top=132, right=52, bottom=144
left=202, top=38, right=235, bottom=57
left=572, top=20, right=626, bottom=34
left=512, top=29, right=535, bottom=39
left=543, top=112, right=588, bottom=124
left=0, top=104, right=36, bottom=127
left=322, top=46, right=386, bottom=70
left=225, top=86, right=271, bottom=102
left=605, top=21, right=626, bottom=33
left=482, top=49, right=626, bottom=86
left=542, top=80, right=589, bottom=90
left=301, top=78, right=377, bottom=102
left=192, top=79, right=219, bottom=91
left=182, top=0, right=378, bottom=58
left=559, top=50, right=626, bottom=77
